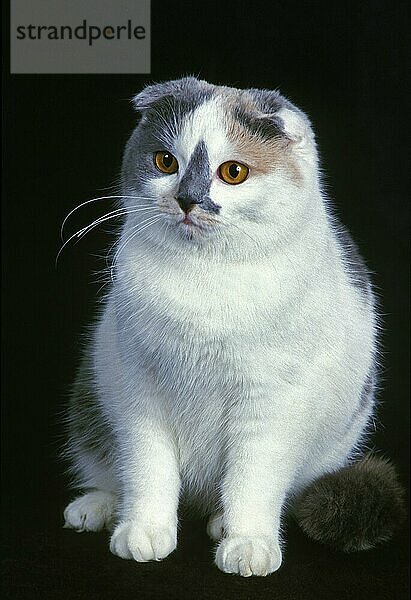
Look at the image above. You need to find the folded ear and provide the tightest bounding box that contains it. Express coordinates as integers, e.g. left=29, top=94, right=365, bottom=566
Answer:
left=248, top=88, right=316, bottom=160
left=132, top=80, right=178, bottom=112
left=275, top=107, right=315, bottom=148
left=131, top=76, right=210, bottom=113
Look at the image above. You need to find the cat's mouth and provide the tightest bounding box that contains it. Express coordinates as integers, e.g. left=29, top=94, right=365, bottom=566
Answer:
left=178, top=213, right=205, bottom=231
left=175, top=213, right=212, bottom=240
left=161, top=207, right=217, bottom=237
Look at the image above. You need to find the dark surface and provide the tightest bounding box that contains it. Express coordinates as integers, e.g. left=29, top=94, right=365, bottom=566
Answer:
left=2, top=1, right=409, bottom=598
left=3, top=514, right=410, bottom=600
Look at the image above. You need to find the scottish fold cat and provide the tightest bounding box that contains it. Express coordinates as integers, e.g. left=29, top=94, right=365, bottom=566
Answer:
left=63, top=77, right=404, bottom=576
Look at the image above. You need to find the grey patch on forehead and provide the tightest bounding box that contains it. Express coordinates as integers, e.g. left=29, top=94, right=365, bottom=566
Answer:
left=178, top=141, right=220, bottom=214
left=134, top=77, right=214, bottom=146
left=122, top=78, right=215, bottom=190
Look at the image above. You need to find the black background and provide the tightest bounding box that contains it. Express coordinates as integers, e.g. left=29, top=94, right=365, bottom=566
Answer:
left=2, top=1, right=409, bottom=598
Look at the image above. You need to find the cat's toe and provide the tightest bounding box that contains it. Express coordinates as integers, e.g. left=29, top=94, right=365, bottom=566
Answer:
left=110, top=520, right=177, bottom=562
left=207, top=512, right=224, bottom=541
left=215, top=536, right=282, bottom=577
left=63, top=491, right=117, bottom=532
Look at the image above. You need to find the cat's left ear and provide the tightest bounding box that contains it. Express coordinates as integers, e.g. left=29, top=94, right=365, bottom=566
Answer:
left=249, top=89, right=316, bottom=160
left=275, top=107, right=315, bottom=152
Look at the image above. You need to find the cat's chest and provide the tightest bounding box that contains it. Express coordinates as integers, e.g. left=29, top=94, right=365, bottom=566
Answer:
left=114, top=252, right=312, bottom=399
left=121, top=257, right=287, bottom=337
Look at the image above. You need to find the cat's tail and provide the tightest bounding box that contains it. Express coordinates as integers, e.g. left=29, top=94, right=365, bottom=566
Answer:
left=293, top=454, right=406, bottom=552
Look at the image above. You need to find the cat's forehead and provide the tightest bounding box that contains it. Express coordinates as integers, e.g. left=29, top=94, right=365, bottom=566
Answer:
left=147, top=88, right=287, bottom=170
left=175, top=96, right=231, bottom=162
left=133, top=78, right=306, bottom=178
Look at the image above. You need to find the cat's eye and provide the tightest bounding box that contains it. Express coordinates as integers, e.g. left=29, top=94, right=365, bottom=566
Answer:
left=154, top=151, right=179, bottom=174
left=218, top=161, right=249, bottom=185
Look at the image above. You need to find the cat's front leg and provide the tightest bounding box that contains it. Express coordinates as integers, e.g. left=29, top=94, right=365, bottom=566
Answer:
left=215, top=401, right=300, bottom=577
left=110, top=420, right=180, bottom=562
left=215, top=456, right=284, bottom=576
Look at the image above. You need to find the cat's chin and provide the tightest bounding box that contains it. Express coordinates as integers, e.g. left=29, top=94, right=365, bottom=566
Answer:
left=176, top=218, right=208, bottom=240
left=179, top=225, right=202, bottom=241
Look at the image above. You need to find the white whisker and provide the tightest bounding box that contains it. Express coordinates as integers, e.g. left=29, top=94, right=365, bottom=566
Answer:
left=56, top=207, right=158, bottom=266
left=75, top=206, right=157, bottom=241
left=60, top=195, right=157, bottom=240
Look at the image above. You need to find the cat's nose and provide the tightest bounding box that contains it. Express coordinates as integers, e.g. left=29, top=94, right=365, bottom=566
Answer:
left=176, top=196, right=199, bottom=214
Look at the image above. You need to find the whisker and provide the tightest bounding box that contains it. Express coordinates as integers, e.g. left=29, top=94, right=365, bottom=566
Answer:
left=56, top=207, right=157, bottom=267
left=60, top=195, right=158, bottom=241
left=160, top=220, right=171, bottom=248
left=95, top=177, right=122, bottom=193
left=75, top=206, right=157, bottom=241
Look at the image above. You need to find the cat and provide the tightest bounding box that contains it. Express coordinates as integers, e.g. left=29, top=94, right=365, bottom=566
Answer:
left=62, top=77, right=404, bottom=577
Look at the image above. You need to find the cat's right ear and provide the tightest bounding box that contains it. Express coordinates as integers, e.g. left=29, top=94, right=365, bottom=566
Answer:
left=131, top=81, right=173, bottom=113
left=132, top=77, right=201, bottom=113
left=131, top=76, right=209, bottom=116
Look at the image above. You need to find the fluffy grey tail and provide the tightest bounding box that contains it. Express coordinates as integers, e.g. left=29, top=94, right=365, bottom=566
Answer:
left=294, top=454, right=406, bottom=552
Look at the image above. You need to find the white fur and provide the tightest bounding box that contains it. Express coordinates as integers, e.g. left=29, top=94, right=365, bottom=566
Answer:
left=65, top=95, right=377, bottom=576
left=64, top=491, right=117, bottom=532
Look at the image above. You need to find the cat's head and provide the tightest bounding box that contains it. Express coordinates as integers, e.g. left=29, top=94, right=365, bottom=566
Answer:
left=121, top=77, right=320, bottom=256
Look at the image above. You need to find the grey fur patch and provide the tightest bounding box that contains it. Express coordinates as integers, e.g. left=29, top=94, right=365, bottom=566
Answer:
left=247, top=88, right=291, bottom=115
left=336, top=225, right=371, bottom=296
left=177, top=141, right=220, bottom=214
left=344, top=370, right=376, bottom=436
left=65, top=356, right=116, bottom=482
left=236, top=204, right=265, bottom=223
left=122, top=78, right=213, bottom=190
left=219, top=87, right=289, bottom=143
left=233, top=105, right=285, bottom=140
left=132, top=76, right=213, bottom=114
left=359, top=371, right=375, bottom=411
left=242, top=88, right=301, bottom=141
left=201, top=196, right=221, bottom=214
left=294, top=454, right=406, bottom=552
left=134, top=77, right=213, bottom=147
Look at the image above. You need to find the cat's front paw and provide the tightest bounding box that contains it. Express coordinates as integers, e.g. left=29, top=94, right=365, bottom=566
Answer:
left=215, top=536, right=282, bottom=577
left=63, top=491, right=117, bottom=532
left=110, top=520, right=177, bottom=562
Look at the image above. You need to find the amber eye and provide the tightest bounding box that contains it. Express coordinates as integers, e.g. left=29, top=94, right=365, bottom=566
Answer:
left=154, top=151, right=179, bottom=174
left=218, top=161, right=249, bottom=185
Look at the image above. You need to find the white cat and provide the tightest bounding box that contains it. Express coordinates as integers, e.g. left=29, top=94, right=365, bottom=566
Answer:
left=63, top=77, right=403, bottom=577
